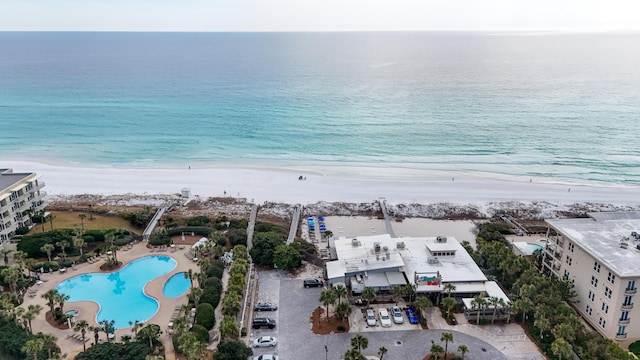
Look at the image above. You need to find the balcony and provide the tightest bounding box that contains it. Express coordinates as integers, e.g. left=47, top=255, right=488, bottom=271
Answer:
left=554, top=252, right=563, bottom=260
left=625, top=288, right=638, bottom=295
left=618, top=319, right=631, bottom=325
left=622, top=303, right=634, bottom=310
left=616, top=333, right=628, bottom=340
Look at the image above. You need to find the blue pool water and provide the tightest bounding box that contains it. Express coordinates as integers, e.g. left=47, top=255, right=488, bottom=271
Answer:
left=55, top=255, right=176, bottom=329
left=528, top=243, right=544, bottom=252
left=163, top=272, right=191, bottom=298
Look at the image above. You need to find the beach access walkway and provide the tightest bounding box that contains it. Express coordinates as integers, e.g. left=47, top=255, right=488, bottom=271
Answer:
left=143, top=206, right=168, bottom=241
left=379, top=198, right=396, bottom=238
left=246, top=204, right=258, bottom=251
left=287, top=204, right=302, bottom=244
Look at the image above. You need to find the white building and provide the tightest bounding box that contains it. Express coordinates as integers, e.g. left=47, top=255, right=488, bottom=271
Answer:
left=0, top=168, right=47, bottom=243
left=543, top=212, right=640, bottom=343
left=325, top=233, right=509, bottom=314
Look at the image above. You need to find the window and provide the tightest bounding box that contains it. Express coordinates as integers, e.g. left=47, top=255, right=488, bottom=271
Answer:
left=598, top=317, right=606, bottom=328
left=620, top=311, right=629, bottom=321
left=594, top=262, right=601, bottom=273
left=563, top=269, right=570, bottom=279
left=627, top=280, right=636, bottom=291
left=588, top=290, right=595, bottom=301
left=605, top=287, right=612, bottom=299
left=566, top=256, right=572, bottom=266
left=617, top=326, right=627, bottom=336
left=602, top=302, right=609, bottom=313
left=624, top=296, right=633, bottom=306
left=568, top=243, right=574, bottom=252
left=591, top=276, right=598, bottom=287
left=608, top=272, right=616, bottom=284
left=586, top=305, right=592, bottom=315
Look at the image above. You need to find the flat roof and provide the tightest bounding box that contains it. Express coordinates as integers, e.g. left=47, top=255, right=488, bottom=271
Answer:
left=327, top=233, right=487, bottom=288
left=546, top=212, right=640, bottom=277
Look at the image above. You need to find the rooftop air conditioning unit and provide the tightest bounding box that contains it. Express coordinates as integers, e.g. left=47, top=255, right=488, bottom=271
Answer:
left=352, top=239, right=359, bottom=247
left=383, top=246, right=389, bottom=252
left=436, top=236, right=447, bottom=243
left=374, top=242, right=381, bottom=252
left=396, top=242, right=405, bottom=249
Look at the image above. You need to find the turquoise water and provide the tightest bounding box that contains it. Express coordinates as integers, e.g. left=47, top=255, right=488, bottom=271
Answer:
left=1, top=32, right=640, bottom=184
left=528, top=243, right=544, bottom=252
left=163, top=272, right=191, bottom=298
left=55, top=255, right=176, bottom=329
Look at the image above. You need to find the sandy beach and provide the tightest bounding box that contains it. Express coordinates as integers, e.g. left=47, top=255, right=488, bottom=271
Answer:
left=6, top=160, right=640, bottom=211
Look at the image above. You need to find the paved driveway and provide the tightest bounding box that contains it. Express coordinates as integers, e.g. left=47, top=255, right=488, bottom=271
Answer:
left=254, top=270, right=506, bottom=360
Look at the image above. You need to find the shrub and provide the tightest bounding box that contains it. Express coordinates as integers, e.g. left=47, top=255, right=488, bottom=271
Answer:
left=186, top=216, right=211, bottom=226
left=205, top=261, right=225, bottom=279
left=195, top=303, right=215, bottom=330
left=166, top=227, right=214, bottom=237
left=228, top=229, right=247, bottom=246
left=228, top=219, right=248, bottom=229
left=337, top=325, right=346, bottom=332
left=200, top=287, right=222, bottom=309
left=15, top=227, right=29, bottom=235
left=630, top=341, right=640, bottom=355
left=189, top=324, right=210, bottom=343
left=149, top=236, right=170, bottom=246
left=240, top=327, right=247, bottom=337
left=59, top=260, right=74, bottom=268
left=84, top=230, right=106, bottom=242
left=114, top=237, right=132, bottom=246
left=123, top=210, right=153, bottom=228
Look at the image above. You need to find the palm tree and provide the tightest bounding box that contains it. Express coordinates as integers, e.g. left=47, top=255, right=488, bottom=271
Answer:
left=552, top=323, right=576, bottom=343
left=442, top=297, right=456, bottom=320
left=24, top=304, right=43, bottom=334
left=457, top=344, right=469, bottom=360
left=430, top=343, right=444, bottom=360
left=57, top=292, right=70, bottom=313
left=129, top=319, right=143, bottom=339
left=333, top=283, right=348, bottom=304
left=78, top=213, right=87, bottom=230
left=184, top=269, right=194, bottom=288
left=75, top=320, right=91, bottom=351
left=471, top=295, right=487, bottom=324
left=515, top=298, right=534, bottom=324
left=47, top=213, right=55, bottom=231
left=1, top=248, right=12, bottom=266
left=90, top=326, right=100, bottom=345
left=41, top=243, right=55, bottom=262
left=73, top=236, right=85, bottom=258
left=42, top=289, right=61, bottom=315
left=38, top=209, right=46, bottom=232
left=335, top=301, right=352, bottom=321
left=100, top=319, right=115, bottom=342
left=488, top=296, right=502, bottom=324
left=40, top=333, right=58, bottom=360
left=390, top=285, right=405, bottom=305
left=350, top=334, right=369, bottom=352
left=344, top=348, right=366, bottom=360
left=361, top=287, right=377, bottom=305
left=320, top=289, right=337, bottom=320
left=0, top=267, right=20, bottom=294
left=55, top=240, right=69, bottom=261
left=12, top=250, right=26, bottom=274
left=220, top=316, right=239, bottom=339
left=138, top=323, right=162, bottom=351
left=443, top=283, right=456, bottom=297
left=22, top=338, right=44, bottom=360
left=403, top=283, right=417, bottom=303
left=188, top=287, right=203, bottom=311
left=534, top=314, right=551, bottom=340
left=551, top=338, right=572, bottom=360
left=413, top=296, right=430, bottom=321
left=378, top=346, right=388, bottom=360
left=87, top=204, right=94, bottom=220
left=440, top=332, right=454, bottom=357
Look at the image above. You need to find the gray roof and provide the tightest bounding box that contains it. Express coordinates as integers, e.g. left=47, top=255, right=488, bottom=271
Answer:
left=0, top=172, right=33, bottom=192
left=546, top=212, right=640, bottom=277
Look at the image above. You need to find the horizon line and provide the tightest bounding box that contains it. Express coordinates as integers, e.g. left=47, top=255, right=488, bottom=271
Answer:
left=1, top=29, right=639, bottom=34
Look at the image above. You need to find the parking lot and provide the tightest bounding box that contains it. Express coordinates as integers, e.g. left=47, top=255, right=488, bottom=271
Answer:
left=250, top=270, right=507, bottom=360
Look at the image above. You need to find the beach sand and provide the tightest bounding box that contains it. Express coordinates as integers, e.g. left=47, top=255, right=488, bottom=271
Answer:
left=6, top=160, right=640, bottom=210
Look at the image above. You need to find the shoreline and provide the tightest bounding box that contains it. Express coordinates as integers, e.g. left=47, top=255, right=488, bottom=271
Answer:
left=6, top=160, right=640, bottom=207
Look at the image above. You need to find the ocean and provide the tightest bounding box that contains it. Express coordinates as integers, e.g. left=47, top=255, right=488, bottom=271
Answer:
left=1, top=32, right=639, bottom=184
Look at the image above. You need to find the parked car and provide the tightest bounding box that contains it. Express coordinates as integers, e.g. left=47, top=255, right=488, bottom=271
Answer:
left=405, top=306, right=420, bottom=324
left=255, top=302, right=278, bottom=311
left=366, top=308, right=377, bottom=326
left=303, top=278, right=324, bottom=288
left=253, top=355, right=278, bottom=360
left=253, top=336, right=277, bottom=348
left=391, top=306, right=404, bottom=324
left=252, top=317, right=276, bottom=329
left=378, top=308, right=392, bottom=327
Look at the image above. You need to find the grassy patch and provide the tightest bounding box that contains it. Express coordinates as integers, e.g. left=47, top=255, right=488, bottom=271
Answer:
left=29, top=210, right=143, bottom=235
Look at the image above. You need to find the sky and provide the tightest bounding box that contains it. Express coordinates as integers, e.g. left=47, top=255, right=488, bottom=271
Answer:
left=1, top=0, right=639, bottom=32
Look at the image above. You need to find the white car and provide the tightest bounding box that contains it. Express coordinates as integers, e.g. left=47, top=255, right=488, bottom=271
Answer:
left=391, top=306, right=404, bottom=324
left=378, top=308, right=392, bottom=327
left=366, top=308, right=377, bottom=326
left=253, top=355, right=278, bottom=360
left=253, top=336, right=277, bottom=348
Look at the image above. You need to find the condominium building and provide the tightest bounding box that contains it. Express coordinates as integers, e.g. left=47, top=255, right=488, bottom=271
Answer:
left=542, top=212, right=640, bottom=343
left=0, top=168, right=47, bottom=243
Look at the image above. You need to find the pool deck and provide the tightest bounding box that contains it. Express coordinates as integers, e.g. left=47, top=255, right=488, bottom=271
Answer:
left=23, top=241, right=199, bottom=359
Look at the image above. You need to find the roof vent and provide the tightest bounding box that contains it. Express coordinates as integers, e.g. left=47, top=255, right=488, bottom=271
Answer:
left=427, top=257, right=440, bottom=265
left=374, top=242, right=381, bottom=252
left=396, top=242, right=405, bottom=249
left=620, top=237, right=629, bottom=249
left=352, top=239, right=359, bottom=247
left=383, top=246, right=389, bottom=252
left=436, top=236, right=447, bottom=243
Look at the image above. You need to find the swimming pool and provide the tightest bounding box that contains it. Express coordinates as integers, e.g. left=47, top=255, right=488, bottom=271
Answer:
left=55, top=255, right=176, bottom=329
left=528, top=243, right=544, bottom=252
left=163, top=272, right=191, bottom=298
